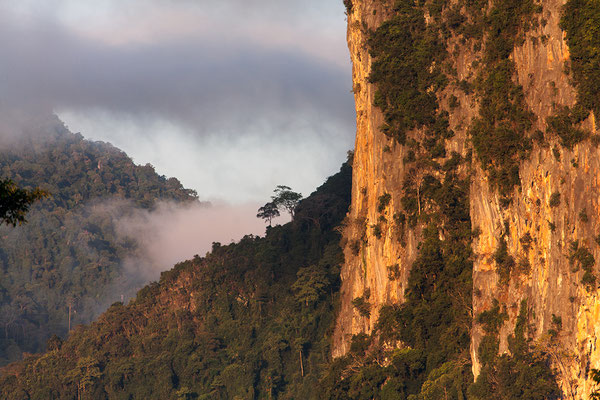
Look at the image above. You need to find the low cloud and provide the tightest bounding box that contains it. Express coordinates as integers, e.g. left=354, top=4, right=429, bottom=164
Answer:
left=0, top=1, right=355, bottom=203
left=112, top=200, right=275, bottom=283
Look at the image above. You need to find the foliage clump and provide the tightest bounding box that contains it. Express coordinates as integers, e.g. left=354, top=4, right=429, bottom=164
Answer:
left=469, top=0, right=538, bottom=200
left=0, top=178, right=47, bottom=226
left=387, top=264, right=401, bottom=280
left=519, top=232, right=533, bottom=251
left=352, top=292, right=372, bottom=318
left=377, top=192, right=391, bottom=213
left=549, top=192, right=561, bottom=207
left=371, top=223, right=383, bottom=238
left=494, top=239, right=516, bottom=285
left=591, top=368, right=600, bottom=400
left=368, top=0, right=448, bottom=145
left=546, top=105, right=589, bottom=149
left=471, top=300, right=561, bottom=399
left=568, top=240, right=596, bottom=290
left=344, top=0, right=353, bottom=14
left=561, top=0, right=600, bottom=120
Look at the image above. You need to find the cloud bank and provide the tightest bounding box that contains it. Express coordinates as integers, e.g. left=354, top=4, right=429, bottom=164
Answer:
left=0, top=0, right=355, bottom=203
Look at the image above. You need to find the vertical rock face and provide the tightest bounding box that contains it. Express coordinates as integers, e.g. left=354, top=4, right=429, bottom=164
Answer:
left=332, top=0, right=410, bottom=357
left=334, top=0, right=599, bottom=397
left=333, top=0, right=475, bottom=357
left=471, top=0, right=599, bottom=397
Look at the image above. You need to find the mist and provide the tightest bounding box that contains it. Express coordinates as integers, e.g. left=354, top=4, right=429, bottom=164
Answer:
left=113, top=200, right=274, bottom=283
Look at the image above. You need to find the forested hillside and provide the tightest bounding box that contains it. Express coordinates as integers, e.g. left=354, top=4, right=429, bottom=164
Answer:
left=0, top=159, right=352, bottom=399
left=0, top=117, right=198, bottom=365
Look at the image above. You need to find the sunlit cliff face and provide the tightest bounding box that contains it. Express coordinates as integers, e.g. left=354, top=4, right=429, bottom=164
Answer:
left=334, top=0, right=599, bottom=397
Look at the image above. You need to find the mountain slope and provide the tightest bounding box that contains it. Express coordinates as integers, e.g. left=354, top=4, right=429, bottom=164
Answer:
left=0, top=116, right=198, bottom=364
left=0, top=160, right=352, bottom=399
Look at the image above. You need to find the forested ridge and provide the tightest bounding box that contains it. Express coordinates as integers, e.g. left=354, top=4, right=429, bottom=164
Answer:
left=0, top=158, right=352, bottom=399
left=0, top=117, right=198, bottom=365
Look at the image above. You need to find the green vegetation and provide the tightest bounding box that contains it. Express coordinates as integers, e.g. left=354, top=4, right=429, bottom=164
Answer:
left=352, top=292, right=372, bottom=318
left=387, top=264, right=400, bottom=280
left=546, top=105, right=589, bottom=150
left=519, top=232, right=533, bottom=251
left=0, top=178, right=47, bottom=226
left=257, top=186, right=302, bottom=224
left=256, top=201, right=280, bottom=226
left=494, top=238, right=516, bottom=285
left=0, top=123, right=197, bottom=365
left=377, top=192, right=391, bottom=213
left=561, top=0, right=600, bottom=119
left=549, top=192, right=561, bottom=207
left=0, top=160, right=352, bottom=399
left=552, top=146, right=561, bottom=161
left=372, top=223, right=382, bottom=238
left=469, top=0, right=538, bottom=200
left=344, top=0, right=353, bottom=14
left=542, top=0, right=600, bottom=149
left=568, top=240, right=596, bottom=290
left=591, top=369, right=600, bottom=400
left=548, top=314, right=562, bottom=339
left=368, top=0, right=448, bottom=145
left=471, top=300, right=561, bottom=399
left=271, top=185, right=303, bottom=217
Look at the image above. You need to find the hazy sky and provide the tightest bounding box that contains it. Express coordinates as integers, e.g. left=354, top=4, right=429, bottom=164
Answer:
left=0, top=0, right=355, bottom=203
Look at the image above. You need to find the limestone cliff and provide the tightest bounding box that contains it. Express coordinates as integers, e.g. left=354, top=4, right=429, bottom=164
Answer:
left=333, top=0, right=476, bottom=356
left=471, top=0, right=599, bottom=397
left=334, top=0, right=599, bottom=397
left=332, top=0, right=408, bottom=358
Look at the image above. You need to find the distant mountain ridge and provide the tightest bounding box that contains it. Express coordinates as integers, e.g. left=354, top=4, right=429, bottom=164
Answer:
left=0, top=116, right=198, bottom=365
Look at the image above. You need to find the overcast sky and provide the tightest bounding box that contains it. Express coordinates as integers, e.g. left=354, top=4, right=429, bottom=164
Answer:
left=0, top=0, right=355, bottom=203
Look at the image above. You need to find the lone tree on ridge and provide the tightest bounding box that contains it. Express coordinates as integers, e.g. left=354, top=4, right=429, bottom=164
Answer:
left=257, top=185, right=303, bottom=225
left=256, top=201, right=280, bottom=226
left=271, top=185, right=302, bottom=218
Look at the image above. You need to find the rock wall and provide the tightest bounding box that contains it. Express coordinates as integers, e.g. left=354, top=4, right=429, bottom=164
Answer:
left=332, top=0, right=476, bottom=357
left=332, top=0, right=410, bottom=357
left=334, top=0, right=599, bottom=397
left=471, top=1, right=599, bottom=397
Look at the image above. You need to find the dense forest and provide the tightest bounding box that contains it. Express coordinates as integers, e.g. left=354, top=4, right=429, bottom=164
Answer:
left=0, top=116, right=198, bottom=365
left=0, top=157, right=352, bottom=399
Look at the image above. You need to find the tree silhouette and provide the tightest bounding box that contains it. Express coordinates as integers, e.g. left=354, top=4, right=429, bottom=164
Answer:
left=257, top=201, right=280, bottom=226
left=0, top=178, right=47, bottom=226
left=271, top=185, right=302, bottom=218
